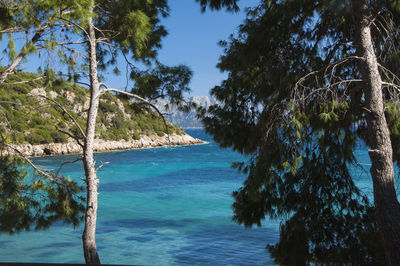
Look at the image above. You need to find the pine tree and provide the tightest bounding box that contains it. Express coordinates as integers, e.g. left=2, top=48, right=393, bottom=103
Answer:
left=1, top=1, right=192, bottom=263
left=197, top=0, right=400, bottom=264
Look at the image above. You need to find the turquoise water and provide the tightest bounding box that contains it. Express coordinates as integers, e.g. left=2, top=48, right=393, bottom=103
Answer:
left=0, top=129, right=380, bottom=265
left=0, top=129, right=282, bottom=265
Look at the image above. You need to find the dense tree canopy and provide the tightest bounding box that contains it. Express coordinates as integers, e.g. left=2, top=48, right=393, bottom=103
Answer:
left=199, top=0, right=400, bottom=264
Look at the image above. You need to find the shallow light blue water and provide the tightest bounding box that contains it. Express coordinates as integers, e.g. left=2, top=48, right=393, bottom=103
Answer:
left=0, top=129, right=380, bottom=265
left=0, top=129, right=282, bottom=265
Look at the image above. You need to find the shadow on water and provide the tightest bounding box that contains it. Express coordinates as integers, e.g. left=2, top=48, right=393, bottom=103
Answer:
left=99, top=218, right=200, bottom=230
left=98, top=217, right=277, bottom=265
left=0, top=241, right=9, bottom=249
left=24, top=241, right=79, bottom=252
left=99, top=167, right=242, bottom=193
left=172, top=224, right=277, bottom=265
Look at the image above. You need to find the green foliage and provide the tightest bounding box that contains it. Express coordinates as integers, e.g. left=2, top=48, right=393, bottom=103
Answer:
left=195, top=0, right=239, bottom=12
left=91, top=1, right=193, bottom=113
left=0, top=69, right=183, bottom=144
left=132, top=63, right=192, bottom=102
left=198, top=0, right=400, bottom=263
left=99, top=101, right=118, bottom=113
left=0, top=0, right=91, bottom=69
left=0, top=156, right=84, bottom=233
left=95, top=0, right=169, bottom=63
left=7, top=35, right=16, bottom=60
left=132, top=131, right=140, bottom=140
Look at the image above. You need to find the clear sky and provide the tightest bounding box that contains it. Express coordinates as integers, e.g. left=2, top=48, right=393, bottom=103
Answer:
left=155, top=0, right=258, bottom=96
left=1, top=0, right=258, bottom=97
left=102, top=0, right=258, bottom=96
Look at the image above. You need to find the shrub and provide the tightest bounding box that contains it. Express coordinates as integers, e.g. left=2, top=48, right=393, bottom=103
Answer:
left=132, top=132, right=140, bottom=140
left=99, top=101, right=118, bottom=113
left=50, top=130, right=68, bottom=143
left=1, top=69, right=183, bottom=145
left=155, top=130, right=164, bottom=137
left=26, top=128, right=52, bottom=144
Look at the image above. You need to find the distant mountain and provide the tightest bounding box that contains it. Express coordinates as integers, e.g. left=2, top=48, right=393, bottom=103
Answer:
left=155, top=96, right=218, bottom=128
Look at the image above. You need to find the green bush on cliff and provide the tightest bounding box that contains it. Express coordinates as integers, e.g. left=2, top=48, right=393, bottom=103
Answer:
left=132, top=132, right=140, bottom=140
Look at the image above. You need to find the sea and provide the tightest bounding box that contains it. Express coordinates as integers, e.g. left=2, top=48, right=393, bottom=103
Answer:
left=0, top=129, right=375, bottom=265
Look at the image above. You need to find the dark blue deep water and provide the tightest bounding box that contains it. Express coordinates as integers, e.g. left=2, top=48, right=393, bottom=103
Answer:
left=0, top=129, right=375, bottom=265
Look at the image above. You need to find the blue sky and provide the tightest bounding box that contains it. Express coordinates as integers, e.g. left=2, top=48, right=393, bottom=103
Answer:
left=155, top=0, right=258, bottom=96
left=1, top=0, right=258, bottom=96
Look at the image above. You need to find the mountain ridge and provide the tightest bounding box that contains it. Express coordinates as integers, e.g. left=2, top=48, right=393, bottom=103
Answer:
left=155, top=95, right=217, bottom=128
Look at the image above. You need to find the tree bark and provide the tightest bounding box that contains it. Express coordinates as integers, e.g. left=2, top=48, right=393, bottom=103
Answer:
left=82, top=6, right=101, bottom=264
left=356, top=2, right=400, bottom=265
left=0, top=28, right=45, bottom=86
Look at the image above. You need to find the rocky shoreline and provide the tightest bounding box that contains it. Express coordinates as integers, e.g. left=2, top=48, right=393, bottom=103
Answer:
left=2, top=133, right=204, bottom=157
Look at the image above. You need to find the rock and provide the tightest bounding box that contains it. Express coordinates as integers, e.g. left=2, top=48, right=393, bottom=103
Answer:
left=72, top=103, right=83, bottom=113
left=2, top=134, right=204, bottom=157
left=62, top=90, right=75, bottom=102
left=43, top=147, right=52, bottom=155
left=48, top=91, right=58, bottom=99
left=28, top=88, right=47, bottom=104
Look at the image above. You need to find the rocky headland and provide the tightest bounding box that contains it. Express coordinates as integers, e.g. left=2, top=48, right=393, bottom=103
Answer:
left=0, top=70, right=205, bottom=157
left=2, top=133, right=204, bottom=157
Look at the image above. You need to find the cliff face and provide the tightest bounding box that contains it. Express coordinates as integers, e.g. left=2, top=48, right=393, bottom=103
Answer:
left=154, top=96, right=218, bottom=128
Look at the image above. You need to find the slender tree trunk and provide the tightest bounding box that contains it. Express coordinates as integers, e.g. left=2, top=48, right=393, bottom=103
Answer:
left=0, top=29, right=45, bottom=85
left=356, top=2, right=400, bottom=265
left=82, top=7, right=101, bottom=264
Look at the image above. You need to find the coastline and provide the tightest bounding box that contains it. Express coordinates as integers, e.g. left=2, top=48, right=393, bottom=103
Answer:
left=2, top=133, right=204, bottom=157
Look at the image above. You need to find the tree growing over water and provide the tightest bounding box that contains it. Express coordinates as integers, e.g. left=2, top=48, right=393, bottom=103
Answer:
left=1, top=0, right=192, bottom=264
left=197, top=0, right=400, bottom=264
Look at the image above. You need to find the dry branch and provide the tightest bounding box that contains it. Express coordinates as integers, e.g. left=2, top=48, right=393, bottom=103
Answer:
left=99, top=83, right=171, bottom=143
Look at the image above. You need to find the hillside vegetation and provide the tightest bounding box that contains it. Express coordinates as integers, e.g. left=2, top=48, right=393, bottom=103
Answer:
left=0, top=68, right=184, bottom=145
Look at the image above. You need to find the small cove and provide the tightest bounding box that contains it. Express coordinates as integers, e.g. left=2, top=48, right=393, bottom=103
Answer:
left=0, top=129, right=376, bottom=265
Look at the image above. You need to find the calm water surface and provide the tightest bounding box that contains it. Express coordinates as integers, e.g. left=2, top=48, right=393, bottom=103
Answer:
left=0, top=129, right=377, bottom=265
left=0, top=129, right=283, bottom=265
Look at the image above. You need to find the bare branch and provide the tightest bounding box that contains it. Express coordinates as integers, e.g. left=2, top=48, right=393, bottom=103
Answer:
left=55, top=125, right=84, bottom=148
left=0, top=27, right=26, bottom=33
left=0, top=100, right=22, bottom=106
left=0, top=22, right=52, bottom=85
left=71, top=80, right=90, bottom=87
left=57, top=17, right=89, bottom=37
left=95, top=161, right=109, bottom=172
left=4, top=76, right=43, bottom=85
left=54, top=41, right=88, bottom=46
left=56, top=157, right=83, bottom=178
left=292, top=56, right=365, bottom=107
left=3, top=143, right=57, bottom=182
left=99, top=84, right=171, bottom=142
left=37, top=95, right=87, bottom=138
left=99, top=85, right=162, bottom=117
left=382, top=81, right=400, bottom=90
left=379, top=63, right=400, bottom=85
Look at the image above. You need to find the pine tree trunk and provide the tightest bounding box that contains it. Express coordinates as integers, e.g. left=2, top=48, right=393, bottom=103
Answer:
left=356, top=2, right=400, bottom=265
left=82, top=7, right=101, bottom=264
